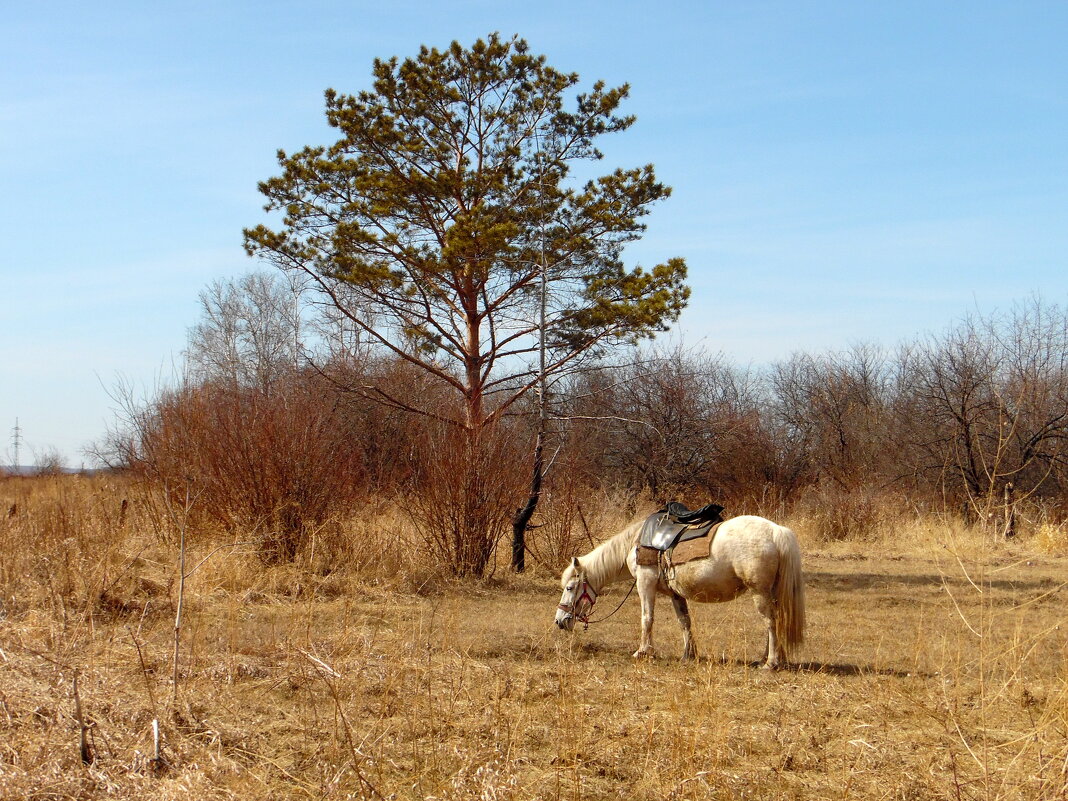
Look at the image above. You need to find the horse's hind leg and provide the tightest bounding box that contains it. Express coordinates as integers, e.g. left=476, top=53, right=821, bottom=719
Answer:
left=753, top=593, right=783, bottom=669
left=671, top=594, right=696, bottom=662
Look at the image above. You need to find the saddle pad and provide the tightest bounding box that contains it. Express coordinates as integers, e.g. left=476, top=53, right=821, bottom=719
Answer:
left=669, top=522, right=722, bottom=565
left=635, top=545, right=660, bottom=567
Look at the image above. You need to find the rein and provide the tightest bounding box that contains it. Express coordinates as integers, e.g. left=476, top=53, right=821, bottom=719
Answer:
left=581, top=579, right=637, bottom=629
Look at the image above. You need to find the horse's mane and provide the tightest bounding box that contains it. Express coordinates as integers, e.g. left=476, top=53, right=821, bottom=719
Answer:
left=577, top=519, right=642, bottom=589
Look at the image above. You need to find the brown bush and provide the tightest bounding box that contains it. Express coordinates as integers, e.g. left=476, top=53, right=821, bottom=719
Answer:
left=111, top=374, right=367, bottom=563
left=405, top=420, right=527, bottom=578
left=565, top=347, right=775, bottom=503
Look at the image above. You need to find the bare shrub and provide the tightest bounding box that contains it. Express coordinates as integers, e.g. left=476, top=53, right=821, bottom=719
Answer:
left=523, top=455, right=589, bottom=571
left=32, top=446, right=69, bottom=476
left=111, top=374, right=366, bottom=563
left=406, top=420, right=526, bottom=578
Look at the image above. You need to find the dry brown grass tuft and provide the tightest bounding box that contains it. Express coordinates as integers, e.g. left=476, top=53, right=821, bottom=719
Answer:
left=1034, top=522, right=1068, bottom=557
left=2, top=475, right=1066, bottom=799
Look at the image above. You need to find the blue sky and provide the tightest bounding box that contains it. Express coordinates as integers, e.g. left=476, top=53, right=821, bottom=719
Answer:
left=2, top=1, right=1067, bottom=465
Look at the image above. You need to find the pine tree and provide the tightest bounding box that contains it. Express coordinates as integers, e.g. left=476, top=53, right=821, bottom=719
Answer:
left=244, top=33, right=689, bottom=575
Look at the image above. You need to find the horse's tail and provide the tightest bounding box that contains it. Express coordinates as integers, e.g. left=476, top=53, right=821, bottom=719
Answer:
left=773, top=526, right=806, bottom=652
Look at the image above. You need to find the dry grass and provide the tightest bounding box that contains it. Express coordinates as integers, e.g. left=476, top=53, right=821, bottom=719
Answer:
left=1, top=475, right=1066, bottom=800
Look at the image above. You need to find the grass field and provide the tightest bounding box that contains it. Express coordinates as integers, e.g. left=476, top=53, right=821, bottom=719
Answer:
left=1, top=476, right=1065, bottom=800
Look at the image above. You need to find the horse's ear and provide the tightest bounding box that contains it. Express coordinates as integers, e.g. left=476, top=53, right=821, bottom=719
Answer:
left=572, top=557, right=581, bottom=571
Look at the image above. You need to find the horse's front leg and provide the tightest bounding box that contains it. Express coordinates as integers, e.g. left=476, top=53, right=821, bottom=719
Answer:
left=671, top=594, right=696, bottom=662
left=632, top=565, right=659, bottom=659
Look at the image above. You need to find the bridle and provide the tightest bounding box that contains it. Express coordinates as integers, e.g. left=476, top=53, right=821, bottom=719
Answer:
left=558, top=575, right=638, bottom=630
left=558, top=577, right=599, bottom=629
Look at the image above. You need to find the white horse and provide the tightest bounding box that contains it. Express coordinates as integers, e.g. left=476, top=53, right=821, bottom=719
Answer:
left=555, top=515, right=805, bottom=668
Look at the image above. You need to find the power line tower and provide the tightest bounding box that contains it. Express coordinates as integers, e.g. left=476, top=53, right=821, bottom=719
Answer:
left=11, top=418, right=21, bottom=471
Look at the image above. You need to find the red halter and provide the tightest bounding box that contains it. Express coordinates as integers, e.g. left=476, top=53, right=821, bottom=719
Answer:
left=558, top=579, right=598, bottom=627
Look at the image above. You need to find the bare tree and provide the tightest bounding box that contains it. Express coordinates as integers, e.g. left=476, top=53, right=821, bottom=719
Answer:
left=567, top=346, right=764, bottom=500
left=770, top=343, right=892, bottom=491
left=990, top=299, right=1068, bottom=503
left=186, top=272, right=304, bottom=394
left=898, top=316, right=1000, bottom=506
left=896, top=301, right=1068, bottom=522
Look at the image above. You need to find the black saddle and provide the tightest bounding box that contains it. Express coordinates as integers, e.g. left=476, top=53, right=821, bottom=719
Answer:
left=639, top=502, right=725, bottom=551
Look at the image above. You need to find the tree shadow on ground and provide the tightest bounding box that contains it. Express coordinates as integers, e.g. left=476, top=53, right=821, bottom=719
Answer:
left=806, top=570, right=1060, bottom=593
left=699, top=654, right=927, bottom=678
left=786, top=659, right=928, bottom=678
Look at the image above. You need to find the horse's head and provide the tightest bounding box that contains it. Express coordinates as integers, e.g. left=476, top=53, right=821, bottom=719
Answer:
left=555, top=557, right=598, bottom=631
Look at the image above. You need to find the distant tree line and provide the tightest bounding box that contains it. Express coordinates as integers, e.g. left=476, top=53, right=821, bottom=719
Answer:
left=104, top=272, right=1068, bottom=569
left=568, top=297, right=1068, bottom=527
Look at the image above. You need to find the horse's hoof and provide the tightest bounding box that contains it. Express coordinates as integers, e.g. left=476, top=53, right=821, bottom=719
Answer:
left=680, top=652, right=696, bottom=663
left=761, top=660, right=780, bottom=671
left=632, top=649, right=654, bottom=659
